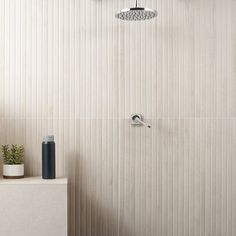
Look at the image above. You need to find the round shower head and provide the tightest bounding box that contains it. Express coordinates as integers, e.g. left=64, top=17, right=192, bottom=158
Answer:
left=115, top=1, right=157, bottom=21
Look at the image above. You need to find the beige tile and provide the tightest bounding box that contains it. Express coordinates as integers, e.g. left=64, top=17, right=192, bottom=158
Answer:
left=1, top=0, right=236, bottom=235
left=1, top=117, right=236, bottom=236
left=2, top=0, right=236, bottom=119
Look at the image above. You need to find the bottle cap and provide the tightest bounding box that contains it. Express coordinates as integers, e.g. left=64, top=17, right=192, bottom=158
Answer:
left=43, top=135, right=54, bottom=142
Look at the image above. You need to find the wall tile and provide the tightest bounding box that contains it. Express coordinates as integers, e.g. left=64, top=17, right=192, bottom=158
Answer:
left=1, top=0, right=236, bottom=119
left=0, top=0, right=236, bottom=235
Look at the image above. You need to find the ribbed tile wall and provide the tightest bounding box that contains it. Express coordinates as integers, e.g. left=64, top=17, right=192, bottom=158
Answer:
left=0, top=0, right=236, bottom=235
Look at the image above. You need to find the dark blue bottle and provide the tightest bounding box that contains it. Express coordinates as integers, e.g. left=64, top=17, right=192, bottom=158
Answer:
left=42, top=135, right=55, bottom=179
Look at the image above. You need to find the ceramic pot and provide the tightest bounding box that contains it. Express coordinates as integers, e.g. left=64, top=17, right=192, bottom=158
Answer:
left=3, top=164, right=24, bottom=179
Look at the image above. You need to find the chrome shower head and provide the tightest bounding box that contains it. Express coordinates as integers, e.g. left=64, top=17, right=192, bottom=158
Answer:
left=116, top=0, right=157, bottom=21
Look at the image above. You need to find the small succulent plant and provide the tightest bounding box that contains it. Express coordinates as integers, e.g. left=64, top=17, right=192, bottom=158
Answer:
left=1, top=144, right=24, bottom=165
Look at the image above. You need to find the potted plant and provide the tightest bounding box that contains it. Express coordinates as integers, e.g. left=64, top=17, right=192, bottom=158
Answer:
left=1, top=144, right=24, bottom=179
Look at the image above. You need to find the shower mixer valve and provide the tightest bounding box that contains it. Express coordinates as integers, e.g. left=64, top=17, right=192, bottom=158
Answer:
left=131, top=114, right=151, bottom=128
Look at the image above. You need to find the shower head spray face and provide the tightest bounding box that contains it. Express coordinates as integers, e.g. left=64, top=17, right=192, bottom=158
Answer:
left=116, top=7, right=157, bottom=21
left=115, top=0, right=157, bottom=21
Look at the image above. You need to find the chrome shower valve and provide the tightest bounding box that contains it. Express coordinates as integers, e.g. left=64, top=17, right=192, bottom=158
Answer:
left=131, top=114, right=151, bottom=128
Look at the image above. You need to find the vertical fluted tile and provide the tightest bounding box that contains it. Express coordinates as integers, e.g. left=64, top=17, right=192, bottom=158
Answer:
left=0, top=0, right=4, bottom=118
left=230, top=0, right=236, bottom=117
left=1, top=0, right=236, bottom=236
left=232, top=120, right=236, bottom=236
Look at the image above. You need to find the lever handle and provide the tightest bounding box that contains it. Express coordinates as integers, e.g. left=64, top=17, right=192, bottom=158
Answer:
left=132, top=115, right=151, bottom=128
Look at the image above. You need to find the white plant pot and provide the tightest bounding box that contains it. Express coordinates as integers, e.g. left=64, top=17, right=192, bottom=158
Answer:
left=3, top=164, right=24, bottom=179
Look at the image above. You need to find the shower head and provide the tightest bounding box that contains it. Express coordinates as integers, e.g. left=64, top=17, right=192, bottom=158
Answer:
left=115, top=0, right=157, bottom=21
